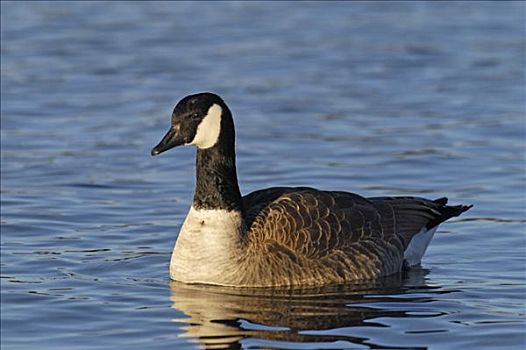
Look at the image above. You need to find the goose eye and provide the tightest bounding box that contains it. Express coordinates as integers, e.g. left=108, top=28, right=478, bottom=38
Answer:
left=191, top=113, right=199, bottom=119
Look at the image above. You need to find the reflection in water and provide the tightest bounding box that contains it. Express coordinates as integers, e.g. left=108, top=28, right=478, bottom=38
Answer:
left=170, top=269, right=454, bottom=349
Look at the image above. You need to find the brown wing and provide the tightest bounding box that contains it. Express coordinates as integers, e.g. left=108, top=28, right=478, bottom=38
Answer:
left=242, top=188, right=406, bottom=280
left=241, top=188, right=471, bottom=284
left=243, top=188, right=416, bottom=251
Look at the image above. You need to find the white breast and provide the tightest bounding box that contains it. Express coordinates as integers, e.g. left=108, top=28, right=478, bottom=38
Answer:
left=170, top=206, right=244, bottom=284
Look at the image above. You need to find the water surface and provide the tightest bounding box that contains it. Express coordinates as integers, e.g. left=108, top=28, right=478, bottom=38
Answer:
left=1, top=2, right=525, bottom=349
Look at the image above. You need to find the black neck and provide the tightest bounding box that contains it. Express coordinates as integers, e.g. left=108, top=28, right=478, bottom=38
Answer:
left=192, top=110, right=243, bottom=212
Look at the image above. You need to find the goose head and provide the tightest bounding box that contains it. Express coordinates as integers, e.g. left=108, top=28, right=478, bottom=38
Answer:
left=151, top=92, right=233, bottom=156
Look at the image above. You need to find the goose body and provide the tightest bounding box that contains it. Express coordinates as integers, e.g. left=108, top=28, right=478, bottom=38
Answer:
left=151, top=92, right=471, bottom=287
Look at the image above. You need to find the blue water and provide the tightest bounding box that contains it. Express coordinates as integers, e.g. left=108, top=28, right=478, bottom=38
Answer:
left=1, top=2, right=525, bottom=349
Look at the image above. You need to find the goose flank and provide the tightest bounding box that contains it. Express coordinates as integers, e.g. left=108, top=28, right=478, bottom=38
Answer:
left=151, top=92, right=472, bottom=287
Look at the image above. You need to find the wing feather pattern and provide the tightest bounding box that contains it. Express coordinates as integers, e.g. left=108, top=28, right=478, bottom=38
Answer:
left=241, top=187, right=471, bottom=286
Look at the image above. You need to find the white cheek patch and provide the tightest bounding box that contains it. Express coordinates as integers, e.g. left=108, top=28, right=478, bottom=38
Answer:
left=191, top=104, right=222, bottom=149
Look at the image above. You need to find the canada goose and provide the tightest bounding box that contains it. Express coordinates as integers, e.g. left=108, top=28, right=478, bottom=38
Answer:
left=151, top=92, right=472, bottom=287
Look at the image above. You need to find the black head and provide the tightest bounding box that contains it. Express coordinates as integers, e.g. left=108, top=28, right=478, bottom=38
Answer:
left=151, top=92, right=230, bottom=156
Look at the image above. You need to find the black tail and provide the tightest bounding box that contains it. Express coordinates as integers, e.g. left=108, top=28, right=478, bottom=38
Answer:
left=427, top=197, right=473, bottom=229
